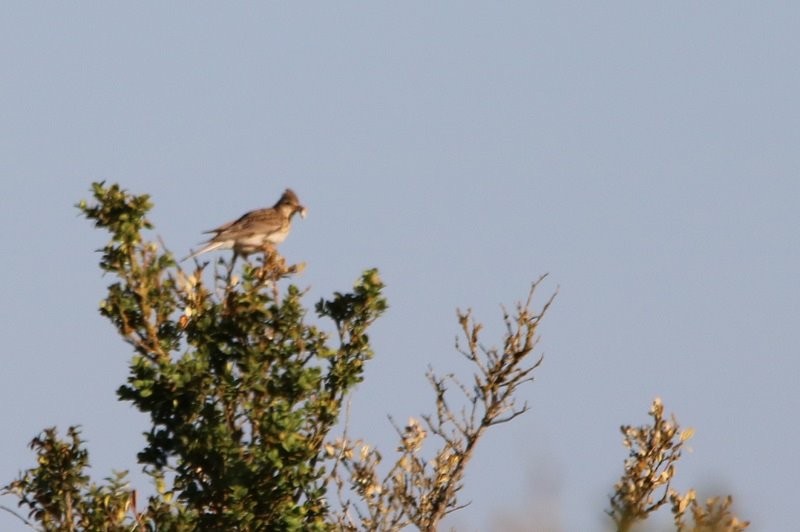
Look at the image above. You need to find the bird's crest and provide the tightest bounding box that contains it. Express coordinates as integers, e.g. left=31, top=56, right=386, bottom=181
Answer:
left=277, top=189, right=300, bottom=207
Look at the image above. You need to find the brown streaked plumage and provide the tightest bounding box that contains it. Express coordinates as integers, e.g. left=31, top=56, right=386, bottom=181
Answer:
left=184, top=189, right=306, bottom=261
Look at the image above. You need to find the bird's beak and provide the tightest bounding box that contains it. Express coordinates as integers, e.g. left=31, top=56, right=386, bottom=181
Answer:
left=299, top=206, right=307, bottom=219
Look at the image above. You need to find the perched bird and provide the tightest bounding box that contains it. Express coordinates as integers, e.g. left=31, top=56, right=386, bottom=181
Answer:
left=184, top=188, right=307, bottom=262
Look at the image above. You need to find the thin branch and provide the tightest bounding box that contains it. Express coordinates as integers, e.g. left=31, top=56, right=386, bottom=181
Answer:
left=0, top=504, right=38, bottom=530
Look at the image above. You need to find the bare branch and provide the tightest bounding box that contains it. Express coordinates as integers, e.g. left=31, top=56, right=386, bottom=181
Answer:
left=0, top=504, right=38, bottom=530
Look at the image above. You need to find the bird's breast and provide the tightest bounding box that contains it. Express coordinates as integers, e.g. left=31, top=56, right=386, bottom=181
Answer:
left=266, top=225, right=290, bottom=244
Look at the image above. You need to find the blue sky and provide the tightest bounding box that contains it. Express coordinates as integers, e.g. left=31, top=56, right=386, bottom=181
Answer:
left=2, top=3, right=798, bottom=530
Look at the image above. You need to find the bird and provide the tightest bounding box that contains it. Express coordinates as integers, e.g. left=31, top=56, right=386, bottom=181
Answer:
left=184, top=188, right=307, bottom=262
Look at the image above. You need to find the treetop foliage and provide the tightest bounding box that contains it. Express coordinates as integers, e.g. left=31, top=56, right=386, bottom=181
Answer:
left=2, top=182, right=748, bottom=531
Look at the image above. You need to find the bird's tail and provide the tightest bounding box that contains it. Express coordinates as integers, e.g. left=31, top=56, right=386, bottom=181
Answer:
left=181, top=241, right=225, bottom=262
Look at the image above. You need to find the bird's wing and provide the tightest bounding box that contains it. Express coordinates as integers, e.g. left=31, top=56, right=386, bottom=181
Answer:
left=203, top=209, right=258, bottom=235
left=205, top=208, right=284, bottom=239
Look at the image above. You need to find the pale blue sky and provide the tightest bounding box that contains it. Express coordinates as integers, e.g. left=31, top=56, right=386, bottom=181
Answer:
left=2, top=3, right=799, bottom=531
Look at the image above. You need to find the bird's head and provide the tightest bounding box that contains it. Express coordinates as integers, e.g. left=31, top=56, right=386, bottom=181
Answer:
left=277, top=188, right=307, bottom=219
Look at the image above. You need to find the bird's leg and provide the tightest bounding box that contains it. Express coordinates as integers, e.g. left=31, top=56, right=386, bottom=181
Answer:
left=226, top=252, right=238, bottom=287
